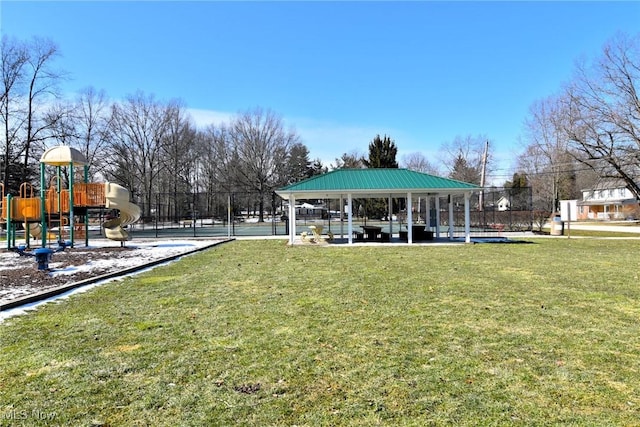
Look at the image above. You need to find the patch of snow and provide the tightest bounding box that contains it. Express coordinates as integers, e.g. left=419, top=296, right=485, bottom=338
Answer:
left=0, top=238, right=224, bottom=322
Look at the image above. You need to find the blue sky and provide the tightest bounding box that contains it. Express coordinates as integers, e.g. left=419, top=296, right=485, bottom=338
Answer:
left=2, top=1, right=639, bottom=183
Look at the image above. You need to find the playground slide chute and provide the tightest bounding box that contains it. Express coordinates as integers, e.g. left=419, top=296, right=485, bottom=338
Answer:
left=28, top=223, right=43, bottom=239
left=103, top=182, right=141, bottom=241
left=27, top=223, right=61, bottom=241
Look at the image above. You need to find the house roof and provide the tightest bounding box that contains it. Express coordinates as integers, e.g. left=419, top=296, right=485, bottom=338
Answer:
left=276, top=168, right=480, bottom=200
left=581, top=179, right=630, bottom=192
left=578, top=198, right=638, bottom=206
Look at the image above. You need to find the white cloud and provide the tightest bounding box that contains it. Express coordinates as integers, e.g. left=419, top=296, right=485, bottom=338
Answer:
left=290, top=118, right=380, bottom=166
left=287, top=117, right=446, bottom=168
left=187, top=108, right=235, bottom=127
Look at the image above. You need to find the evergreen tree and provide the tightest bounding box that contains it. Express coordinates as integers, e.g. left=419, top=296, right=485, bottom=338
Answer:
left=362, top=134, right=399, bottom=218
left=449, top=152, right=481, bottom=184
left=333, top=152, right=365, bottom=169
left=0, top=155, right=38, bottom=195
left=504, top=172, right=528, bottom=189
left=310, top=159, right=327, bottom=176
left=285, top=143, right=326, bottom=183
left=505, top=172, right=530, bottom=210
left=286, top=143, right=313, bottom=183
left=363, top=135, right=398, bottom=168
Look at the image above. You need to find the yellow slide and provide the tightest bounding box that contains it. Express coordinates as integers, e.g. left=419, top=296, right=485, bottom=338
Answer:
left=103, top=182, right=141, bottom=241
left=27, top=223, right=62, bottom=241
left=26, top=223, right=53, bottom=240
left=28, top=222, right=42, bottom=239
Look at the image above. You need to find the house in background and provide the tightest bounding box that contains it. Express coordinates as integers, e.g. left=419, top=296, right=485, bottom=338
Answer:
left=496, top=196, right=511, bottom=211
left=578, top=181, right=639, bottom=220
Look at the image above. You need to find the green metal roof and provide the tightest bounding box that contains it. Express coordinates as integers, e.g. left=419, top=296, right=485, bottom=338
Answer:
left=276, top=168, right=480, bottom=199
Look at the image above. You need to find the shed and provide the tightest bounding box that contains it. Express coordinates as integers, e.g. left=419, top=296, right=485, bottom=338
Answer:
left=275, top=168, right=481, bottom=244
left=496, top=196, right=511, bottom=211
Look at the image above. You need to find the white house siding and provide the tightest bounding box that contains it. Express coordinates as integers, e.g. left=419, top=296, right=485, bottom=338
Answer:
left=579, top=186, right=638, bottom=220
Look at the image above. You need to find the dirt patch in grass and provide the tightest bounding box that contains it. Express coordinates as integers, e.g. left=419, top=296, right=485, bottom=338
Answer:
left=1, top=247, right=130, bottom=300
left=0, top=239, right=224, bottom=305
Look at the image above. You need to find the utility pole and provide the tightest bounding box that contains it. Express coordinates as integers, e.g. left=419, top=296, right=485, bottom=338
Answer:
left=478, top=140, right=489, bottom=211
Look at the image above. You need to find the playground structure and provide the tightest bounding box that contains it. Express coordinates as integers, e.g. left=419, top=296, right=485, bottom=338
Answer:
left=1, top=146, right=141, bottom=253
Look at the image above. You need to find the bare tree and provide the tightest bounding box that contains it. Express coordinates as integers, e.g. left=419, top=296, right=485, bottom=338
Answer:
left=0, top=36, right=64, bottom=191
left=563, top=32, right=640, bottom=199
left=105, top=91, right=171, bottom=218
left=70, top=87, right=113, bottom=180
left=199, top=123, right=236, bottom=192
left=197, top=123, right=243, bottom=219
left=21, top=37, right=65, bottom=183
left=158, top=100, right=198, bottom=222
left=521, top=95, right=580, bottom=211
left=439, top=134, right=493, bottom=184
left=229, top=108, right=300, bottom=221
left=0, top=36, right=28, bottom=192
left=401, top=151, right=441, bottom=175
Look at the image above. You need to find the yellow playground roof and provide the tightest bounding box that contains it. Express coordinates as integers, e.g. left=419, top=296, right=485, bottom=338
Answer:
left=40, top=146, right=88, bottom=166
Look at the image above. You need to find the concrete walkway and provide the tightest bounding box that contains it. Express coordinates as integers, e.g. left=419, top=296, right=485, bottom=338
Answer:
left=552, top=221, right=640, bottom=234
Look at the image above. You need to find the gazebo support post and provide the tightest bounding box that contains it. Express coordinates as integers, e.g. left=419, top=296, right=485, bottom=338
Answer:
left=347, top=194, right=353, bottom=244
left=425, top=195, right=431, bottom=233
left=407, top=192, right=413, bottom=244
left=448, top=195, right=455, bottom=240
left=435, top=195, right=441, bottom=238
left=340, top=195, right=344, bottom=239
left=388, top=195, right=392, bottom=237
left=288, top=195, right=296, bottom=245
left=464, top=192, right=471, bottom=243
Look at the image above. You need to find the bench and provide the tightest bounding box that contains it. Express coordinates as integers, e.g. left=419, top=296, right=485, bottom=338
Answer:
left=180, top=220, right=194, bottom=227
left=399, top=228, right=434, bottom=241
left=353, top=231, right=364, bottom=241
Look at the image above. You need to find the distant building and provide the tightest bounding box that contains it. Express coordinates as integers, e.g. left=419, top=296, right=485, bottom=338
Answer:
left=578, top=181, right=639, bottom=220
left=496, top=196, right=511, bottom=212
left=283, top=202, right=327, bottom=219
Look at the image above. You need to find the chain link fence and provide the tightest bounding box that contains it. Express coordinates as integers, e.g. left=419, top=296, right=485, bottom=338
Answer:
left=120, top=187, right=536, bottom=239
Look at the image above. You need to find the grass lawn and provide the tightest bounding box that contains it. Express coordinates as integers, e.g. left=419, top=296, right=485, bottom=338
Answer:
left=1, top=238, right=640, bottom=426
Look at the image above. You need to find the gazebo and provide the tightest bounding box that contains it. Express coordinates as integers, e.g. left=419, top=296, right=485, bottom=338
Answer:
left=275, top=168, right=481, bottom=245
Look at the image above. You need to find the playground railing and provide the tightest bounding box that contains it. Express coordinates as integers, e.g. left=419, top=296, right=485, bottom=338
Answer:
left=45, top=183, right=107, bottom=213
